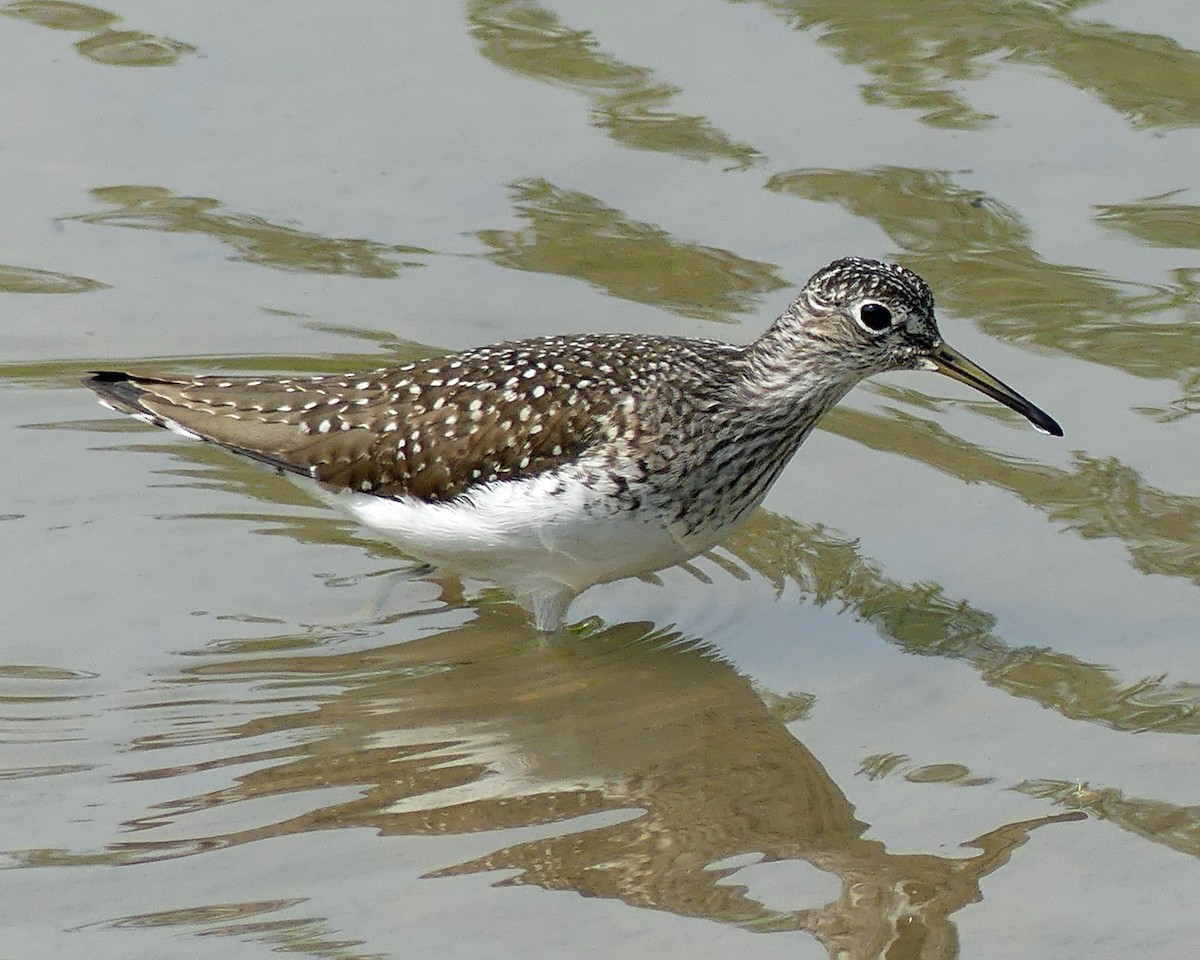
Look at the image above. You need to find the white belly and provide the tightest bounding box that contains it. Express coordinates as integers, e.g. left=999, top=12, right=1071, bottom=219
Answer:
left=315, top=472, right=708, bottom=599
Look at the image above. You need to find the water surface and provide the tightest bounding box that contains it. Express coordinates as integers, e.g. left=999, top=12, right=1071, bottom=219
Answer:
left=3, top=1, right=1199, bottom=957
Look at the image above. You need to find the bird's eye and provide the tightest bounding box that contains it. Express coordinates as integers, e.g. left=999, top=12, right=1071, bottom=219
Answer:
left=856, top=302, right=893, bottom=333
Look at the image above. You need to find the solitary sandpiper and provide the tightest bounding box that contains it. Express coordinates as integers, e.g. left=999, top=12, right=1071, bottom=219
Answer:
left=87, top=257, right=1061, bottom=630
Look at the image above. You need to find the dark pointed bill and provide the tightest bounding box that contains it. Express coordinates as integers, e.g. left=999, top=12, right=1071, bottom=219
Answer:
left=925, top=343, right=1063, bottom=437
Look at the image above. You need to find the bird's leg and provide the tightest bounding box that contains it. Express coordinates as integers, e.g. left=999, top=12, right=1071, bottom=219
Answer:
left=519, top=585, right=578, bottom=633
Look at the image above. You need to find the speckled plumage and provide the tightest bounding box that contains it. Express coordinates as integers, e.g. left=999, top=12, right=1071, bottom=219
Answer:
left=87, top=258, right=1061, bottom=629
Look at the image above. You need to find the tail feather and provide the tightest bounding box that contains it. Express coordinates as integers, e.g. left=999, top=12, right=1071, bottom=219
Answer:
left=86, top=371, right=169, bottom=418
left=83, top=370, right=310, bottom=474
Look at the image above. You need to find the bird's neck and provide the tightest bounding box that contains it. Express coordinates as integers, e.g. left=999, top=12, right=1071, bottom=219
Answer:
left=733, top=312, right=863, bottom=431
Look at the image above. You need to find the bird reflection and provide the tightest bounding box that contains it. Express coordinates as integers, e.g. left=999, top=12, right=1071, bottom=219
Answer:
left=94, top=605, right=1083, bottom=960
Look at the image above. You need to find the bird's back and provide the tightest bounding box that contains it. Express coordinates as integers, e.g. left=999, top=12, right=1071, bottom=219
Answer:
left=85, top=333, right=746, bottom=505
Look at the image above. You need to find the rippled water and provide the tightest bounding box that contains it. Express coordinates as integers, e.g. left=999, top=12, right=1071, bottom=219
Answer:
left=3, top=1, right=1199, bottom=958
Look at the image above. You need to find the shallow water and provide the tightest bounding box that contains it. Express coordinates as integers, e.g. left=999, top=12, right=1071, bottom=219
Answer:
left=3, top=1, right=1199, bottom=957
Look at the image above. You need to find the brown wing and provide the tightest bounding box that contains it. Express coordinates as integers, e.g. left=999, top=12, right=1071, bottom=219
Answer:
left=85, top=345, right=620, bottom=502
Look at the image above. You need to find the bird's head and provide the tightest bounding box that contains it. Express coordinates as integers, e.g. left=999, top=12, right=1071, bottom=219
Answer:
left=786, top=257, right=1062, bottom=436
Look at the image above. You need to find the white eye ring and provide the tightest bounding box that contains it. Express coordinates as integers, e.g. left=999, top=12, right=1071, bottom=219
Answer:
left=855, top=300, right=894, bottom=333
